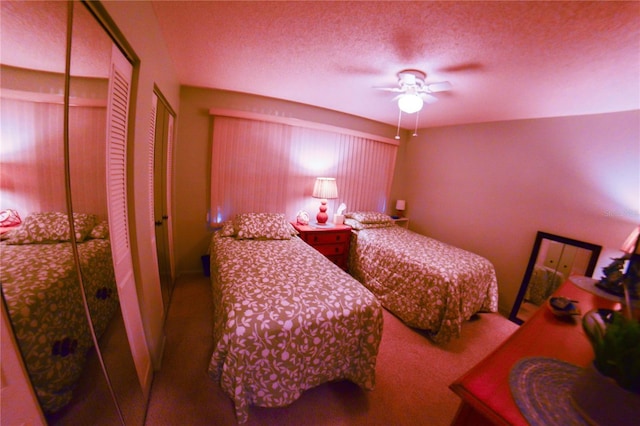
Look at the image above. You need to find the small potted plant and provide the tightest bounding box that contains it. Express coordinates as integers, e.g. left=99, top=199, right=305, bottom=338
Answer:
left=583, top=309, right=640, bottom=390
left=572, top=307, right=640, bottom=424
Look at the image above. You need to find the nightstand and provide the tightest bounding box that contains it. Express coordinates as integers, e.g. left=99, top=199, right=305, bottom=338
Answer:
left=393, top=218, right=409, bottom=228
left=292, top=223, right=351, bottom=271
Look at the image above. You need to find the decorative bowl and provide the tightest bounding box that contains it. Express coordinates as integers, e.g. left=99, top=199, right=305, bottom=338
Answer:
left=548, top=296, right=581, bottom=317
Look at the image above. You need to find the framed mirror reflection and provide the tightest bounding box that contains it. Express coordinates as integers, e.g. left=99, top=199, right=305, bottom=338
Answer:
left=0, top=1, right=146, bottom=424
left=509, top=231, right=602, bottom=325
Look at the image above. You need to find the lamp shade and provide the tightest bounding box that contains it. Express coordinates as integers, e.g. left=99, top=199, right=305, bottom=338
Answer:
left=398, top=94, right=424, bottom=113
left=621, top=225, right=640, bottom=254
left=312, top=177, right=338, bottom=200
left=395, top=200, right=406, bottom=211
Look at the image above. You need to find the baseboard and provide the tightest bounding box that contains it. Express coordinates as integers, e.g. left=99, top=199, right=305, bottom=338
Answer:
left=141, top=357, right=154, bottom=401
left=176, top=269, right=205, bottom=278
left=151, top=334, right=167, bottom=371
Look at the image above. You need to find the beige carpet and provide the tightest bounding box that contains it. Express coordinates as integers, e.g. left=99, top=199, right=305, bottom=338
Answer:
left=145, top=274, right=518, bottom=425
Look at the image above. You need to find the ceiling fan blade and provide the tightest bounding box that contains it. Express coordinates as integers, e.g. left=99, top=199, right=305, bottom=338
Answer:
left=373, top=87, right=404, bottom=93
left=425, top=81, right=452, bottom=93
left=421, top=93, right=439, bottom=104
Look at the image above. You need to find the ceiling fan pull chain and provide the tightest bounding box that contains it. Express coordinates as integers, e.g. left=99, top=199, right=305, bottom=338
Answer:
left=413, top=112, right=419, bottom=137
left=395, top=108, right=402, bottom=140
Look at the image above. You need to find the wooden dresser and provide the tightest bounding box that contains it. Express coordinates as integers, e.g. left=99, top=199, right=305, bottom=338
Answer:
left=449, top=279, right=620, bottom=426
left=292, top=223, right=351, bottom=271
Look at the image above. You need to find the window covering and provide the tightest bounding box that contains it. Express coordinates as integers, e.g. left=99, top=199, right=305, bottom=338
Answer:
left=210, top=116, right=397, bottom=224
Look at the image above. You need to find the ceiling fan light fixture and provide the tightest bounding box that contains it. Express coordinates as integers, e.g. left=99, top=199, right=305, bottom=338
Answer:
left=397, top=93, right=423, bottom=113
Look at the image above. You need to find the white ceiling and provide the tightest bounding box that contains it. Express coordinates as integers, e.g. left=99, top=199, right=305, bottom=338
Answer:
left=2, top=2, right=638, bottom=130
left=151, top=1, right=640, bottom=130
left=1, top=1, right=113, bottom=78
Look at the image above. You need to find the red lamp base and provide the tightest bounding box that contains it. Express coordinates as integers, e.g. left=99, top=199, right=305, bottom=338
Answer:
left=316, top=200, right=328, bottom=224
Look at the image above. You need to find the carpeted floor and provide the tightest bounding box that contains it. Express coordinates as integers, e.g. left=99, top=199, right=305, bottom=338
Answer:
left=144, top=273, right=518, bottom=426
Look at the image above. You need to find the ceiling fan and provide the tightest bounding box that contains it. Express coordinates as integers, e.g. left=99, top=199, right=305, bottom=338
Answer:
left=375, top=69, right=452, bottom=113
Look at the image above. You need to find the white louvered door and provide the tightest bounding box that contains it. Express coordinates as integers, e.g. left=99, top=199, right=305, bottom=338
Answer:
left=149, top=91, right=176, bottom=315
left=165, top=112, right=175, bottom=282
left=106, top=44, right=152, bottom=396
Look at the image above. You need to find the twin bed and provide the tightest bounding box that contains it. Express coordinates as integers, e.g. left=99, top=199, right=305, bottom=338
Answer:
left=345, top=211, right=498, bottom=343
left=208, top=213, right=383, bottom=423
left=0, top=212, right=118, bottom=414
left=208, top=211, right=498, bottom=422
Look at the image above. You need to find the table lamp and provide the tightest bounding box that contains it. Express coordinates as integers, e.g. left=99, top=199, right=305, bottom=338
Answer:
left=396, top=200, right=406, bottom=218
left=312, top=177, right=338, bottom=226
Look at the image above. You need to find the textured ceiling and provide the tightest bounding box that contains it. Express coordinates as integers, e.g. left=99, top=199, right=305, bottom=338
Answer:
left=1, top=1, right=113, bottom=78
left=2, top=2, right=638, bottom=130
left=151, top=1, right=640, bottom=130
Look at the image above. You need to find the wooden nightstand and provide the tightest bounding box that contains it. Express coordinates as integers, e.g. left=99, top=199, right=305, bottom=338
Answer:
left=393, top=217, right=409, bottom=228
left=292, top=223, right=351, bottom=271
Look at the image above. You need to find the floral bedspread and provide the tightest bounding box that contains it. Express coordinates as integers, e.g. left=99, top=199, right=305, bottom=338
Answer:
left=349, top=226, right=498, bottom=343
left=208, top=232, right=383, bottom=423
left=0, top=239, right=118, bottom=413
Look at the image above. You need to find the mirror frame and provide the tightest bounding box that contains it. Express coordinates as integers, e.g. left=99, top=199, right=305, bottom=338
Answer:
left=509, top=231, right=602, bottom=325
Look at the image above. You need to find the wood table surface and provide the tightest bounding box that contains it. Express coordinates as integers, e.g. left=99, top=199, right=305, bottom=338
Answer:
left=449, top=279, right=621, bottom=425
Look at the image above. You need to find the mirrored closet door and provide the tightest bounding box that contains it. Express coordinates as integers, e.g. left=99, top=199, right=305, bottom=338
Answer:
left=0, top=1, right=146, bottom=424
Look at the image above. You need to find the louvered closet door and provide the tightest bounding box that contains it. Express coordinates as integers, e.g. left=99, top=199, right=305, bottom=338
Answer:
left=165, top=112, right=175, bottom=281
left=106, top=44, right=152, bottom=396
left=149, top=92, right=175, bottom=315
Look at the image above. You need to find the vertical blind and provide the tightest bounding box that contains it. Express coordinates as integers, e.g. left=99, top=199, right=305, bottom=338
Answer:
left=0, top=97, right=108, bottom=217
left=210, top=116, right=398, bottom=224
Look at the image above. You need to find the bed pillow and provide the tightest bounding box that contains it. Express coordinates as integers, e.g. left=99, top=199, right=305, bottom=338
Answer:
left=345, top=218, right=395, bottom=230
left=89, top=220, right=110, bottom=239
left=216, top=218, right=296, bottom=238
left=1, top=226, right=30, bottom=244
left=287, top=222, right=299, bottom=236
left=346, top=211, right=394, bottom=224
left=71, top=213, right=97, bottom=241
left=219, top=220, right=236, bottom=237
left=234, top=213, right=292, bottom=240
left=3, top=212, right=96, bottom=244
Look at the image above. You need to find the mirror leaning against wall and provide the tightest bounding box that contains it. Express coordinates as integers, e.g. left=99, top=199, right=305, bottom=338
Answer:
left=0, top=1, right=146, bottom=424
left=509, top=231, right=602, bottom=325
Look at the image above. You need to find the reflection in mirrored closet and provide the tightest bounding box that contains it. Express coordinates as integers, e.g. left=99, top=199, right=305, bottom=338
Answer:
left=509, top=231, right=602, bottom=324
left=0, top=1, right=146, bottom=424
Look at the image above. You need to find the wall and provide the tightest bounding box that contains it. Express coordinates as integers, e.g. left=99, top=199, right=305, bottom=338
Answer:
left=174, top=87, right=396, bottom=274
left=101, top=1, right=180, bottom=367
left=392, top=110, right=640, bottom=314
